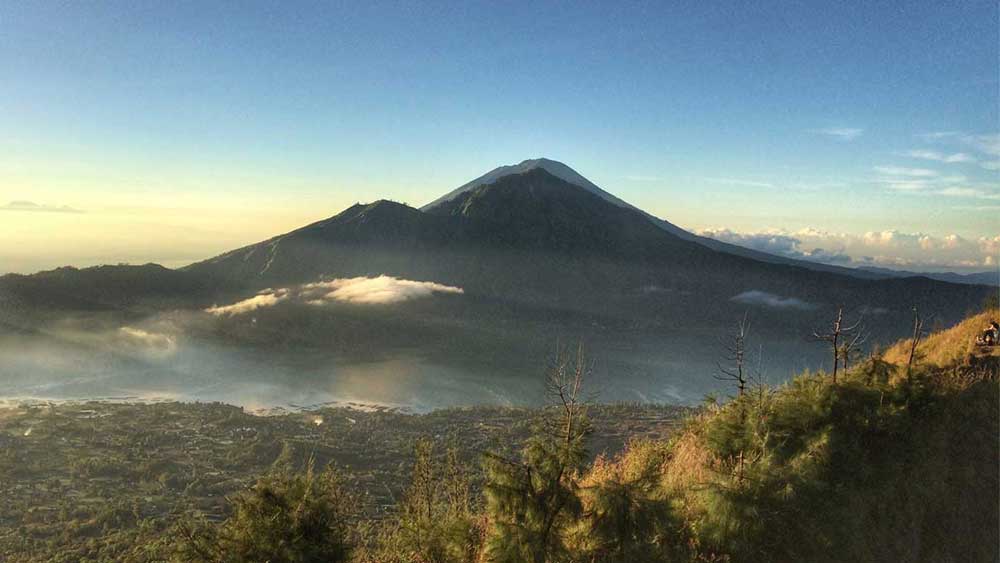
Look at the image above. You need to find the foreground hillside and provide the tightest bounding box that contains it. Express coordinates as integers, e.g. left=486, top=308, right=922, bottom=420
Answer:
left=2, top=309, right=996, bottom=562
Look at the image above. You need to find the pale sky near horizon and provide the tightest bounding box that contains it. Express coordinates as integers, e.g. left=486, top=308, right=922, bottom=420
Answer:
left=1, top=1, right=997, bottom=275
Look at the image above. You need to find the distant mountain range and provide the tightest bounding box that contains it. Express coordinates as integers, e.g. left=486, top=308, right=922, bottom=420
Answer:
left=854, top=266, right=997, bottom=286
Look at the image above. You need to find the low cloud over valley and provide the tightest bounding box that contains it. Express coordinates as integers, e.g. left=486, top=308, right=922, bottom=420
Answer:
left=206, top=275, right=464, bottom=316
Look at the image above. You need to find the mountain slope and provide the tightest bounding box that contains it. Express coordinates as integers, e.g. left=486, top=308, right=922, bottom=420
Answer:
left=0, top=263, right=218, bottom=312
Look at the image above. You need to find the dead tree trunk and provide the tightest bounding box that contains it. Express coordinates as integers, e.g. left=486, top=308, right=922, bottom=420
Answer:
left=717, top=313, right=750, bottom=397
left=812, top=308, right=864, bottom=383
left=906, top=308, right=924, bottom=379
left=841, top=325, right=868, bottom=372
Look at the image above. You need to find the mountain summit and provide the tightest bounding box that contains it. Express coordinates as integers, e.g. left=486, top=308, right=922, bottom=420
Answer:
left=426, top=158, right=893, bottom=280
left=421, top=158, right=612, bottom=210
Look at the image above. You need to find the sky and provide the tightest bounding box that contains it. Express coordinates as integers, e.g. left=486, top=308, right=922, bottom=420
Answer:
left=1, top=1, right=997, bottom=274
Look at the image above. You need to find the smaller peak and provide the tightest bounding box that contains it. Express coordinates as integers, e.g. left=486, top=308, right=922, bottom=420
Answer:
left=342, top=199, right=413, bottom=213
left=518, top=157, right=564, bottom=167
left=364, top=198, right=405, bottom=208
left=363, top=199, right=416, bottom=212
left=342, top=199, right=420, bottom=221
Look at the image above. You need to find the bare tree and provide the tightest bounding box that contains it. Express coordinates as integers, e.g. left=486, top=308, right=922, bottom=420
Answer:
left=811, top=307, right=864, bottom=383
left=543, top=340, right=592, bottom=444
left=905, top=307, right=925, bottom=379
left=840, top=323, right=869, bottom=371
left=716, top=312, right=751, bottom=397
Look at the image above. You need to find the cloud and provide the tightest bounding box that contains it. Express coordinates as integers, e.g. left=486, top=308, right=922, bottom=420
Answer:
left=206, top=290, right=290, bottom=316
left=731, top=290, right=816, bottom=310
left=873, top=164, right=998, bottom=199
left=811, top=127, right=864, bottom=141
left=900, top=149, right=975, bottom=164
left=703, top=177, right=776, bottom=189
left=698, top=227, right=999, bottom=272
left=964, top=133, right=1000, bottom=158
left=916, top=131, right=1000, bottom=170
left=302, top=276, right=464, bottom=305
left=936, top=187, right=1000, bottom=200
left=0, top=200, right=82, bottom=213
left=118, top=327, right=177, bottom=355
left=918, top=131, right=962, bottom=141
left=205, top=275, right=464, bottom=316
left=623, top=175, right=663, bottom=182
left=699, top=228, right=851, bottom=264
left=873, top=166, right=939, bottom=177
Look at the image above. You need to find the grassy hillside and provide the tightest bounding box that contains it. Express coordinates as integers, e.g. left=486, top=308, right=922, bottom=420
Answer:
left=600, top=309, right=999, bottom=562
left=883, top=308, right=1000, bottom=368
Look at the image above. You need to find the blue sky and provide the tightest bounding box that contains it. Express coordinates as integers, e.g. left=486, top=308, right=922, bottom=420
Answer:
left=0, top=1, right=997, bottom=273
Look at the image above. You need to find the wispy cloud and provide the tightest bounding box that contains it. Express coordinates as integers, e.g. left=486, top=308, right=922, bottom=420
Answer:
left=900, top=149, right=975, bottom=164
left=0, top=200, right=83, bottom=213
left=702, top=177, right=776, bottom=189
left=205, top=275, right=464, bottom=316
left=623, top=175, right=663, bottom=182
left=917, top=131, right=962, bottom=141
left=871, top=164, right=998, bottom=199
left=206, top=290, right=290, bottom=316
left=811, top=127, right=864, bottom=141
left=936, top=187, right=1000, bottom=200
left=963, top=133, right=1000, bottom=157
left=731, top=290, right=816, bottom=310
left=873, top=165, right=939, bottom=178
left=916, top=131, right=1000, bottom=170
left=118, top=327, right=177, bottom=356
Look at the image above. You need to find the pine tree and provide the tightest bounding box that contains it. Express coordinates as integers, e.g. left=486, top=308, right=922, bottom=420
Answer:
left=177, top=459, right=353, bottom=563
left=390, top=438, right=480, bottom=563
left=482, top=343, right=591, bottom=563
left=571, top=440, right=677, bottom=562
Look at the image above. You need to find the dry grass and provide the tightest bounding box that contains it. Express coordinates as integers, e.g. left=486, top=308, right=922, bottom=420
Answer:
left=882, top=308, right=1000, bottom=368
left=660, top=420, right=719, bottom=494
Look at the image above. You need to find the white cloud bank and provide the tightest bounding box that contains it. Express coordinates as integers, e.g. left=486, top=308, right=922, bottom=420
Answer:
left=206, top=275, right=464, bottom=316
left=302, top=276, right=464, bottom=305
left=699, top=227, right=1000, bottom=272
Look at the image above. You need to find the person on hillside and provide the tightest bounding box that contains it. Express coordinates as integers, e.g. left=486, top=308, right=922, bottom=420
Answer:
left=978, top=321, right=999, bottom=346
